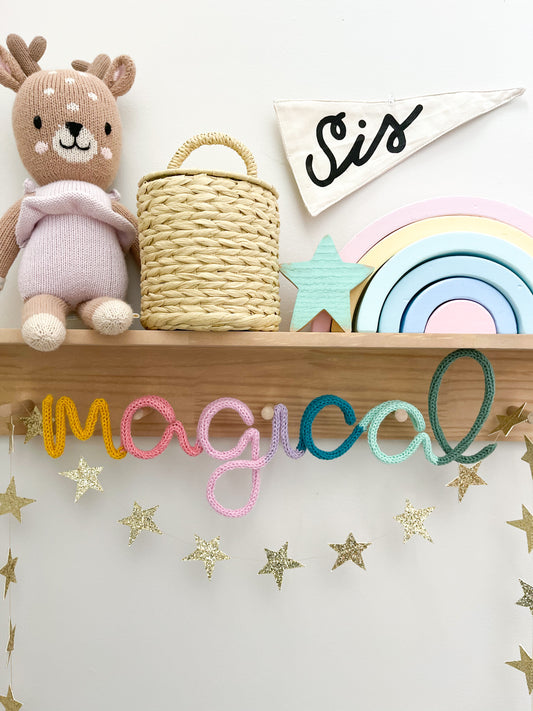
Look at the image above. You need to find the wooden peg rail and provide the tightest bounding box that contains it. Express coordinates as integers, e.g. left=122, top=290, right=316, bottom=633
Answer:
left=0, top=329, right=531, bottom=441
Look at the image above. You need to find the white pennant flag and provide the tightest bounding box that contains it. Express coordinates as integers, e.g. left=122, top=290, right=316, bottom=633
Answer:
left=275, top=89, right=524, bottom=216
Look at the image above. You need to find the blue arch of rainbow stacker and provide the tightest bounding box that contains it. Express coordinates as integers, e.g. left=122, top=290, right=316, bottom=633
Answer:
left=354, top=231, right=533, bottom=334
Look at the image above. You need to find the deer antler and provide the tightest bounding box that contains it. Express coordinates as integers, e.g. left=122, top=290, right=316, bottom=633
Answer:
left=72, top=54, right=111, bottom=80
left=6, top=34, right=45, bottom=77
left=28, top=36, right=46, bottom=63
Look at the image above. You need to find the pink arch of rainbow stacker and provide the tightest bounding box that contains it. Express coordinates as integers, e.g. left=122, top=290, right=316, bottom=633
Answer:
left=311, top=197, right=533, bottom=332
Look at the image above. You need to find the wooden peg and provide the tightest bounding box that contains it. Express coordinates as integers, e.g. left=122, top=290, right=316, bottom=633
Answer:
left=261, top=405, right=275, bottom=421
left=394, top=408, right=408, bottom=423
left=506, top=404, right=533, bottom=423
left=132, top=407, right=153, bottom=422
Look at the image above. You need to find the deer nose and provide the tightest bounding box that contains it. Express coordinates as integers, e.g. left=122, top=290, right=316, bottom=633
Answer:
left=65, top=122, right=83, bottom=138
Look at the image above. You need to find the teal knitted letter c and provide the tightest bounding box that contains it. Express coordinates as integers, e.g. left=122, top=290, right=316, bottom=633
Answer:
left=298, top=395, right=363, bottom=459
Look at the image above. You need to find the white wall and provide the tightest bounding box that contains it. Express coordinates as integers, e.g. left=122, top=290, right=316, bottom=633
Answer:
left=1, top=1, right=532, bottom=709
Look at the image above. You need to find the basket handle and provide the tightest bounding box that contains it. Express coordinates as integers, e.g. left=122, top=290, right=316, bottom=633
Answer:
left=167, top=133, right=258, bottom=177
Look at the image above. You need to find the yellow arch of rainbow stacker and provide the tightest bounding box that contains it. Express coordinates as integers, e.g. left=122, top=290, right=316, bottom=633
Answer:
left=331, top=215, right=533, bottom=331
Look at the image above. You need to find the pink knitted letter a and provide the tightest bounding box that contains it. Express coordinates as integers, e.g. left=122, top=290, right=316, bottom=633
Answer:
left=121, top=396, right=202, bottom=459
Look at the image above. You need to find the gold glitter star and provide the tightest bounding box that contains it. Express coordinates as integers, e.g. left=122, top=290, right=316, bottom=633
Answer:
left=183, top=535, right=230, bottom=579
left=516, top=579, right=533, bottom=614
left=507, top=505, right=533, bottom=553
left=258, top=542, right=303, bottom=590
left=0, top=550, right=17, bottom=599
left=119, top=502, right=163, bottom=545
left=446, top=462, right=487, bottom=502
left=19, top=406, right=43, bottom=444
left=329, top=532, right=371, bottom=570
left=59, top=457, right=104, bottom=502
left=506, top=646, right=533, bottom=694
left=489, top=403, right=528, bottom=437
left=0, top=477, right=35, bottom=523
left=394, top=499, right=435, bottom=543
left=0, top=686, right=21, bottom=711
left=521, top=436, right=533, bottom=478
left=6, top=620, right=15, bottom=664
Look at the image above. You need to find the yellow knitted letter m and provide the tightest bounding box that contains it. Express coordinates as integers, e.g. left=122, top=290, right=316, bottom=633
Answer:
left=42, top=394, right=126, bottom=460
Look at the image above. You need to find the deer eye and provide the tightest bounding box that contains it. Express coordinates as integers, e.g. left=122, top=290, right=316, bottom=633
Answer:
left=33, top=116, right=42, bottom=130
left=105, top=122, right=112, bottom=135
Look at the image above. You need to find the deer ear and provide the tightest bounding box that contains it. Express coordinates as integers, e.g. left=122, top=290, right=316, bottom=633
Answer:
left=0, top=45, right=25, bottom=92
left=104, top=55, right=135, bottom=97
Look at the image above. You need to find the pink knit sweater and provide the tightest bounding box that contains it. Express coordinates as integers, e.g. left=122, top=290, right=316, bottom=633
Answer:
left=16, top=179, right=136, bottom=307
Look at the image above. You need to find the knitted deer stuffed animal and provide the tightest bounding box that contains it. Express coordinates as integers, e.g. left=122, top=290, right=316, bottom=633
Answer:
left=0, top=34, right=139, bottom=351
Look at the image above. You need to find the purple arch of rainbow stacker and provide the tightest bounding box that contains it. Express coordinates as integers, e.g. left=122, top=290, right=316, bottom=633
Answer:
left=311, top=197, right=533, bottom=332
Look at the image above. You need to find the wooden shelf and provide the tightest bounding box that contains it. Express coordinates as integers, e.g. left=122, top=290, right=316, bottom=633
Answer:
left=0, top=329, right=531, bottom=441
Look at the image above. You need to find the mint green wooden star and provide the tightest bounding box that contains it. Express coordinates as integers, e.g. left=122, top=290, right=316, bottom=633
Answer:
left=280, top=235, right=373, bottom=331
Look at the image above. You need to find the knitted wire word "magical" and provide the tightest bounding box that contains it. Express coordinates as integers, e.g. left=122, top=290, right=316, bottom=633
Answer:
left=42, top=349, right=496, bottom=517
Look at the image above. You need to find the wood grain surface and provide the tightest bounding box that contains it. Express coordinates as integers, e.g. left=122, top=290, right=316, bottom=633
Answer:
left=0, top=330, right=530, bottom=441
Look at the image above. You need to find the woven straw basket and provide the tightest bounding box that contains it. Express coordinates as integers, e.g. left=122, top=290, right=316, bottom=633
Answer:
left=137, top=133, right=281, bottom=331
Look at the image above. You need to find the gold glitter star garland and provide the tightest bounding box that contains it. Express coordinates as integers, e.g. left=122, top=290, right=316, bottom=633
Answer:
left=446, top=463, right=487, bottom=502
left=109, top=438, right=532, bottom=696
left=0, top=686, right=22, bottom=711
left=516, top=579, right=533, bottom=614
left=19, top=405, right=43, bottom=444
left=183, top=535, right=230, bottom=579
left=0, top=550, right=17, bottom=599
left=0, top=433, right=36, bottom=708
left=507, top=505, right=533, bottom=553
left=6, top=621, right=14, bottom=664
left=504, top=428, right=533, bottom=696
left=18, top=399, right=533, bottom=697
left=112, top=437, right=533, bottom=700
left=114, top=496, right=446, bottom=588
left=394, top=499, right=435, bottom=543
left=506, top=647, right=533, bottom=695
left=0, top=477, right=35, bottom=523
left=258, top=542, right=303, bottom=590
left=119, top=502, right=163, bottom=545
left=489, top=403, right=529, bottom=438
left=329, top=533, right=371, bottom=570
left=59, top=456, right=104, bottom=502
left=521, top=435, right=533, bottom=477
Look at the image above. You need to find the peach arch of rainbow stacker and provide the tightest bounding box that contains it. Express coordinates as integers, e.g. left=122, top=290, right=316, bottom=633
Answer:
left=311, top=197, right=533, bottom=334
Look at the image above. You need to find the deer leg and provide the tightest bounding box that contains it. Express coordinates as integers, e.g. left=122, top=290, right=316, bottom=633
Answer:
left=77, top=297, right=133, bottom=336
left=21, top=294, right=70, bottom=351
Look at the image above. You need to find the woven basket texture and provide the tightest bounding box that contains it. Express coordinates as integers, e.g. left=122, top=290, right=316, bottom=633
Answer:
left=137, top=133, right=281, bottom=331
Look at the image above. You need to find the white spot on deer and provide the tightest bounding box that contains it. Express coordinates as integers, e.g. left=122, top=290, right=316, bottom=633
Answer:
left=88, top=92, right=98, bottom=101
left=35, top=141, right=49, bottom=155
left=67, top=103, right=80, bottom=112
left=43, top=88, right=54, bottom=96
left=65, top=77, right=75, bottom=85
left=48, top=71, right=57, bottom=75
left=100, top=146, right=113, bottom=160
